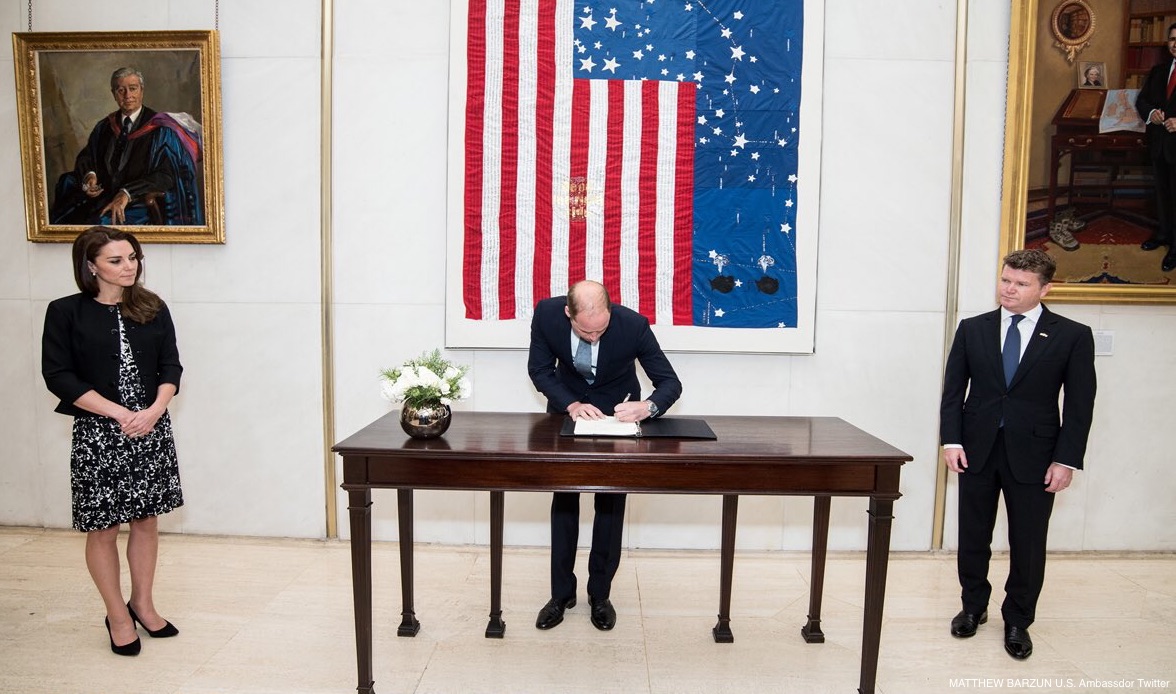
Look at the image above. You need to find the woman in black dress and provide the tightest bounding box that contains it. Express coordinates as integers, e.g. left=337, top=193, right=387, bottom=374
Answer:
left=42, top=227, right=184, bottom=656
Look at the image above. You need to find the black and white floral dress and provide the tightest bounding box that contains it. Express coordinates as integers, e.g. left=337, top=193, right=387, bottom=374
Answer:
left=70, top=309, right=183, bottom=532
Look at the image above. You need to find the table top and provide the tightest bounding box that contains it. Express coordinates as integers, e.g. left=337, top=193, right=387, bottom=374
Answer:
left=335, top=412, right=910, bottom=497
left=336, top=411, right=908, bottom=461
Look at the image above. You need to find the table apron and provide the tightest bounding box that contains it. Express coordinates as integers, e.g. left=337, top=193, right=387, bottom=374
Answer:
left=342, top=455, right=902, bottom=497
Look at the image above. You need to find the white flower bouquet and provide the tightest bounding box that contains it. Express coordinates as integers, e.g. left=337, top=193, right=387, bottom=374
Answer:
left=379, top=349, right=471, bottom=409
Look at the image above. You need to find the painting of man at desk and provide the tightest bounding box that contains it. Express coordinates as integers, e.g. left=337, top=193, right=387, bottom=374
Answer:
left=1011, top=0, right=1176, bottom=294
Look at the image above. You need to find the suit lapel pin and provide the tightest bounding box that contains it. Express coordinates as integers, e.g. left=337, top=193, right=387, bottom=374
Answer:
left=1038, top=332, right=1048, bottom=338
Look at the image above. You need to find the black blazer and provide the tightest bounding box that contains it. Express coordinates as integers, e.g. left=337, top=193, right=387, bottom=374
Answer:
left=1135, top=60, right=1176, bottom=163
left=939, top=305, right=1096, bottom=484
left=527, top=297, right=681, bottom=416
left=42, top=293, right=183, bottom=417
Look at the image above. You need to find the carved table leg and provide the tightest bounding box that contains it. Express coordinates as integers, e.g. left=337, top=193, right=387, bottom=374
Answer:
left=712, top=494, right=738, bottom=643
left=801, top=495, right=831, bottom=643
left=858, top=497, right=894, bottom=694
left=348, top=486, right=375, bottom=694
left=485, top=491, right=506, bottom=638
left=396, top=488, right=420, bottom=637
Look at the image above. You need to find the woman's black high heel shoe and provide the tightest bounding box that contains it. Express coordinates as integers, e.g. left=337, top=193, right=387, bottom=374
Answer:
left=127, top=602, right=179, bottom=638
left=104, top=617, right=142, bottom=656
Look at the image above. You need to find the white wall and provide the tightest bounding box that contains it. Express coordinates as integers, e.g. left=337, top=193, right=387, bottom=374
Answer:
left=943, top=2, right=1176, bottom=552
left=0, top=0, right=327, bottom=538
left=2, top=0, right=1174, bottom=552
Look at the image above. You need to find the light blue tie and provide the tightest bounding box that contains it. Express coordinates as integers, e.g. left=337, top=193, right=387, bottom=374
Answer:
left=1002, top=315, right=1024, bottom=387
left=574, top=338, right=594, bottom=384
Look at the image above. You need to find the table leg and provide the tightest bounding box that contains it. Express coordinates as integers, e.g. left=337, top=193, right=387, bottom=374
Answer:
left=347, top=487, right=375, bottom=694
left=712, top=494, right=738, bottom=643
left=858, top=497, right=894, bottom=694
left=485, top=490, right=506, bottom=638
left=801, top=495, right=831, bottom=643
left=396, top=488, right=420, bottom=637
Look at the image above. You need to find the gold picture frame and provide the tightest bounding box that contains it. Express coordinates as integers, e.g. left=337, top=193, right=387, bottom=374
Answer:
left=1050, top=0, right=1096, bottom=63
left=1001, top=0, right=1176, bottom=303
left=12, top=31, right=224, bottom=243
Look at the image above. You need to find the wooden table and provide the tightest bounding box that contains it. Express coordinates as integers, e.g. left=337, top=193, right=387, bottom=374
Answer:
left=334, top=412, right=910, bottom=694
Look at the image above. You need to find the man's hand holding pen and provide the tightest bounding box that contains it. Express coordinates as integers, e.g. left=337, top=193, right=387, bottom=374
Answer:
left=613, top=394, right=652, bottom=423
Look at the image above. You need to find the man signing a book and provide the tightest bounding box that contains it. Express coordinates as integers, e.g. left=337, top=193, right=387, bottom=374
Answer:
left=527, top=279, right=682, bottom=632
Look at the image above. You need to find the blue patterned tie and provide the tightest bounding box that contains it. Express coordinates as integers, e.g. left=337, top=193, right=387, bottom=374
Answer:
left=1002, top=315, right=1024, bottom=387
left=574, top=338, right=594, bottom=384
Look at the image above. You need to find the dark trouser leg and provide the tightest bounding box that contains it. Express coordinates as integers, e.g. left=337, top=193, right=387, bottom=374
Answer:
left=586, top=493, right=626, bottom=600
left=998, top=451, right=1056, bottom=629
left=1152, top=157, right=1176, bottom=242
left=550, top=492, right=580, bottom=601
left=957, top=444, right=1002, bottom=613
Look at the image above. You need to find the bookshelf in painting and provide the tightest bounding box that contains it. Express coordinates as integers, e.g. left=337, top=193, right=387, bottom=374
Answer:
left=1123, top=0, right=1176, bottom=89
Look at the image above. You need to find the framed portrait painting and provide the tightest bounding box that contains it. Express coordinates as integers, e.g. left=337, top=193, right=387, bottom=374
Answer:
left=1001, top=0, right=1176, bottom=303
left=12, top=31, right=224, bottom=243
left=1077, top=60, right=1106, bottom=89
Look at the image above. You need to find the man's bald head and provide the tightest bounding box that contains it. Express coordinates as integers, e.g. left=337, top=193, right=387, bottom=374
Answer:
left=566, top=280, right=611, bottom=318
left=565, top=280, right=612, bottom=344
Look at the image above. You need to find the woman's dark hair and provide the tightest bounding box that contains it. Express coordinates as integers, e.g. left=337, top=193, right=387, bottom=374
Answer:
left=72, top=226, right=163, bottom=323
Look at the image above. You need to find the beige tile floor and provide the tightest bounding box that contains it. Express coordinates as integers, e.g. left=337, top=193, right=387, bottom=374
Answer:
left=0, top=526, right=1173, bottom=694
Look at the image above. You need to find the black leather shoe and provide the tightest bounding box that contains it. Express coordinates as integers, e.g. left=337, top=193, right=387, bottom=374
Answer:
left=588, top=596, right=616, bottom=631
left=1163, top=252, right=1176, bottom=273
left=1141, top=237, right=1165, bottom=251
left=127, top=602, right=179, bottom=638
left=1004, top=625, right=1033, bottom=659
left=950, top=609, right=987, bottom=638
left=105, top=617, right=141, bottom=656
left=535, top=596, right=576, bottom=630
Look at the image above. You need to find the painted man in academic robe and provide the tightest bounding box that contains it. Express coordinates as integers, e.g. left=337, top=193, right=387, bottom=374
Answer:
left=51, top=67, right=204, bottom=226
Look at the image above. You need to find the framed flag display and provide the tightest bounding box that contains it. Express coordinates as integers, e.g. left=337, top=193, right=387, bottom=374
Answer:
left=446, top=1, right=823, bottom=351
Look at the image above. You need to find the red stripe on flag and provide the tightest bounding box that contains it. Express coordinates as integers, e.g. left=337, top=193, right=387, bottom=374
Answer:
left=531, top=5, right=556, bottom=313
left=496, top=0, right=521, bottom=319
left=465, top=2, right=699, bottom=324
left=673, top=84, right=694, bottom=325
left=601, top=80, right=625, bottom=299
left=462, top=0, right=488, bottom=320
left=568, top=78, right=590, bottom=287
left=637, top=81, right=660, bottom=318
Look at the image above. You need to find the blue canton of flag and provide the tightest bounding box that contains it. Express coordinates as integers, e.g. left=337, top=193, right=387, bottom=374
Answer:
left=575, top=1, right=804, bottom=329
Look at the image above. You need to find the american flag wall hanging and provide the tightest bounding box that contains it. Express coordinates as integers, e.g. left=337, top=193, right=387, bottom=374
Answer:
left=448, top=0, right=822, bottom=352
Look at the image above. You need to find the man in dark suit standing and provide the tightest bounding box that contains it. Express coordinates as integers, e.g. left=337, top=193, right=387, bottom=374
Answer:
left=1135, top=23, right=1176, bottom=272
left=528, top=280, right=682, bottom=632
left=940, top=249, right=1096, bottom=660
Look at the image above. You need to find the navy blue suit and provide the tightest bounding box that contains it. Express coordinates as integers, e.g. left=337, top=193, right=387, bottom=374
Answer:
left=940, top=305, right=1095, bottom=627
left=528, top=296, right=682, bottom=601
